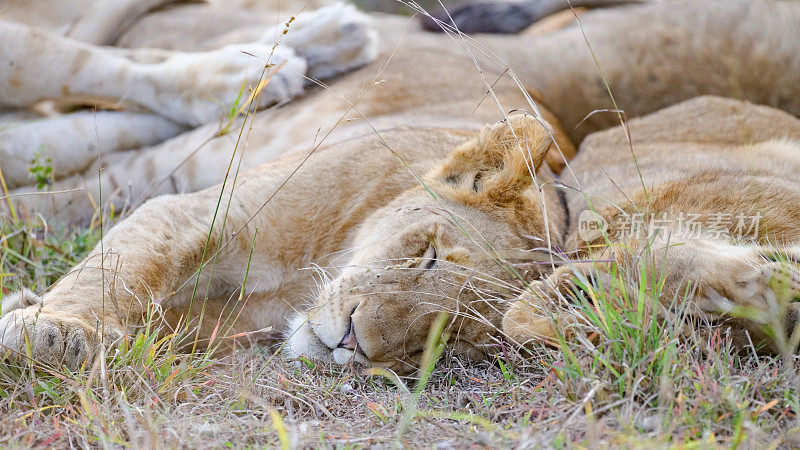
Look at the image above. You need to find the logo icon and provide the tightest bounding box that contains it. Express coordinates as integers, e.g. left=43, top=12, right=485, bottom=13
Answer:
left=577, top=210, right=608, bottom=242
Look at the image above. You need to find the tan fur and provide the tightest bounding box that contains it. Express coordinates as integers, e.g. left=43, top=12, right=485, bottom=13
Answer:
left=9, top=0, right=800, bottom=221
left=4, top=1, right=800, bottom=373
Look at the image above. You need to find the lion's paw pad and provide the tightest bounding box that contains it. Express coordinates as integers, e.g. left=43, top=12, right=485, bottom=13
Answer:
left=0, top=307, right=105, bottom=369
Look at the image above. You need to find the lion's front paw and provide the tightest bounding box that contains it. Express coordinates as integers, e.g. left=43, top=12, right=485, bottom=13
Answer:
left=699, top=261, right=800, bottom=315
left=0, top=288, right=42, bottom=316
left=0, top=304, right=119, bottom=370
left=692, top=259, right=800, bottom=353
left=149, top=43, right=307, bottom=126
left=502, top=265, right=608, bottom=347
left=502, top=279, right=575, bottom=346
left=271, top=3, right=378, bottom=80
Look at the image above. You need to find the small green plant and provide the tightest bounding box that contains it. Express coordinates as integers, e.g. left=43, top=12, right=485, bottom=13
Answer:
left=27, top=145, right=53, bottom=191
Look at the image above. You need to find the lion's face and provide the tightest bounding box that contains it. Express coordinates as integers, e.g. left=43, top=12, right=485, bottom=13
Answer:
left=286, top=115, right=566, bottom=373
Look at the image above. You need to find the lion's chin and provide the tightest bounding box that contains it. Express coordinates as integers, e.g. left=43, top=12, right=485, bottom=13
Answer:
left=332, top=347, right=371, bottom=366
left=284, top=314, right=335, bottom=365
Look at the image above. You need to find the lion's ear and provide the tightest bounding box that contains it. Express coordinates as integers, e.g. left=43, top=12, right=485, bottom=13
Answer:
left=431, top=114, right=554, bottom=204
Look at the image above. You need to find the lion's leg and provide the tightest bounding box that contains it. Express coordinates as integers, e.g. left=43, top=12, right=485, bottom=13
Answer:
left=0, top=21, right=306, bottom=126
left=6, top=132, right=228, bottom=221
left=0, top=186, right=309, bottom=368
left=6, top=112, right=263, bottom=220
left=685, top=244, right=800, bottom=352
left=503, top=237, right=800, bottom=351
left=1, top=3, right=378, bottom=126
left=0, top=191, right=248, bottom=368
left=0, top=111, right=187, bottom=190
left=0, top=171, right=325, bottom=368
left=0, top=21, right=144, bottom=108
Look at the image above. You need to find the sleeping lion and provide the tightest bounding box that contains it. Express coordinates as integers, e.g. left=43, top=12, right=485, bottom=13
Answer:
left=3, top=0, right=800, bottom=374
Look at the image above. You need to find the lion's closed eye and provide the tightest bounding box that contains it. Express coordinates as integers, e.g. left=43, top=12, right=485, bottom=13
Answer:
left=421, top=243, right=438, bottom=269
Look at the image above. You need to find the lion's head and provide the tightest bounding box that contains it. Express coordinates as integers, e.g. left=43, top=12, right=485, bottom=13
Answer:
left=286, top=115, right=568, bottom=373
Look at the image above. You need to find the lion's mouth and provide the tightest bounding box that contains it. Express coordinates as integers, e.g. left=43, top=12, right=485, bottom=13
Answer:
left=337, top=318, right=361, bottom=351
left=331, top=317, right=370, bottom=365
left=285, top=307, right=375, bottom=367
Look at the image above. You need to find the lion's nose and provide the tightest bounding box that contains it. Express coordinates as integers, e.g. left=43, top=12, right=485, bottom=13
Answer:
left=337, top=320, right=358, bottom=350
